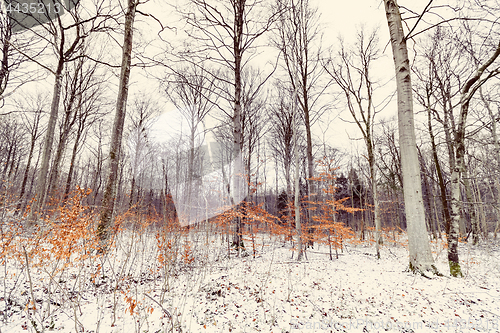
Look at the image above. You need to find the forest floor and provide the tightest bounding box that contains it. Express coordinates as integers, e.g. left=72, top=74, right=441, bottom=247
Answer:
left=1, top=225, right=499, bottom=333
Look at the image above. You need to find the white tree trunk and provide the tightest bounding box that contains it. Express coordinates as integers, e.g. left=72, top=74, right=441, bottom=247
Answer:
left=384, top=0, right=438, bottom=274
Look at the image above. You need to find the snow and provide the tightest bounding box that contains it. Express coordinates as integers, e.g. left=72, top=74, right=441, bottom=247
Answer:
left=1, top=228, right=499, bottom=333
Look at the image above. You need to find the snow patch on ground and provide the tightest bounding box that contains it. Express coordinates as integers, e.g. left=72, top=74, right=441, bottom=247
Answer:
left=1, top=230, right=499, bottom=332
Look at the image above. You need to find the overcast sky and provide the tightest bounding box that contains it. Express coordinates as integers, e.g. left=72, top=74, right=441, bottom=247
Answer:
left=130, top=0, right=405, bottom=158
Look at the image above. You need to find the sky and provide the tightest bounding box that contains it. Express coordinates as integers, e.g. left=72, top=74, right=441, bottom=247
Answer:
left=128, top=0, right=404, bottom=162
left=1, top=0, right=453, bottom=178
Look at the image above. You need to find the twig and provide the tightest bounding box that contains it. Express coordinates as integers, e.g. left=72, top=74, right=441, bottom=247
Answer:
left=22, top=246, right=36, bottom=311
left=144, top=293, right=174, bottom=333
left=144, top=293, right=172, bottom=319
left=42, top=267, right=85, bottom=330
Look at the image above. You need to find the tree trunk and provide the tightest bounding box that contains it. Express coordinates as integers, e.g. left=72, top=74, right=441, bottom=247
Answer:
left=462, top=169, right=479, bottom=243
left=451, top=41, right=500, bottom=270
left=384, top=0, right=438, bottom=275
left=17, top=138, right=36, bottom=213
left=231, top=0, right=246, bottom=255
left=64, top=124, right=84, bottom=200
left=30, top=59, right=65, bottom=223
left=368, top=141, right=381, bottom=258
left=427, top=97, right=452, bottom=238
left=97, top=0, right=138, bottom=244
left=481, top=88, right=500, bottom=238
left=47, top=100, right=77, bottom=200
left=293, top=92, right=302, bottom=261
left=419, top=150, right=437, bottom=240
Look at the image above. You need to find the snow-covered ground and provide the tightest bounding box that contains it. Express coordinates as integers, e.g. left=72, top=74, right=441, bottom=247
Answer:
left=1, top=227, right=499, bottom=333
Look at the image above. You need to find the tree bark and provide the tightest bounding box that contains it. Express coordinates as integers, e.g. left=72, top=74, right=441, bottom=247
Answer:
left=230, top=0, right=246, bottom=254
left=97, top=0, right=138, bottom=244
left=384, top=0, right=438, bottom=275
left=30, top=59, right=64, bottom=223
left=64, top=121, right=84, bottom=200
left=481, top=89, right=500, bottom=238
left=293, top=89, right=302, bottom=260
left=47, top=67, right=80, bottom=200
left=451, top=41, right=500, bottom=258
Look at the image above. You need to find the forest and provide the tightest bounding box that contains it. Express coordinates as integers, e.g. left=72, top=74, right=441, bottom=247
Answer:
left=1, top=0, right=500, bottom=332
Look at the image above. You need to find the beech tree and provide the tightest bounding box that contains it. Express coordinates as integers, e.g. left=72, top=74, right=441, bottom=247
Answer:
left=177, top=0, right=277, bottom=254
left=413, top=28, right=463, bottom=275
left=97, top=0, right=139, bottom=243
left=268, top=81, right=297, bottom=196
left=273, top=0, right=329, bottom=223
left=450, top=32, right=500, bottom=249
left=24, top=0, right=113, bottom=222
left=383, top=0, right=439, bottom=275
left=15, top=93, right=47, bottom=213
left=415, top=20, right=500, bottom=276
left=325, top=28, right=383, bottom=258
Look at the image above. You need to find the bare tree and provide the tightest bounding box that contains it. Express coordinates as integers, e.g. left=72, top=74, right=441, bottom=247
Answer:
left=450, top=26, right=500, bottom=248
left=25, top=0, right=114, bottom=222
left=479, top=87, right=500, bottom=238
left=163, top=63, right=217, bottom=223
left=240, top=67, right=268, bottom=199
left=268, top=81, right=296, bottom=196
left=97, top=0, right=139, bottom=244
left=272, top=0, right=330, bottom=235
left=0, top=11, right=11, bottom=102
left=0, top=9, right=43, bottom=106
left=376, top=119, right=403, bottom=232
left=63, top=63, right=109, bottom=201
left=413, top=26, right=465, bottom=276
left=127, top=95, right=159, bottom=208
left=384, top=0, right=439, bottom=275
left=177, top=0, right=277, bottom=254
left=0, top=114, right=24, bottom=208
left=14, top=93, right=47, bottom=213
left=325, top=28, right=383, bottom=258
left=46, top=50, right=103, bottom=200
